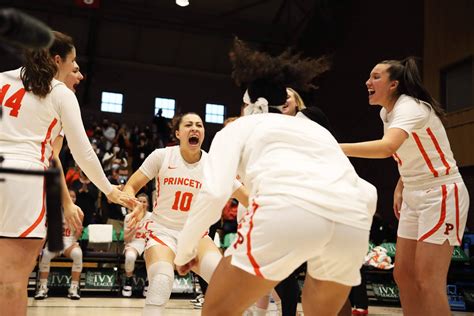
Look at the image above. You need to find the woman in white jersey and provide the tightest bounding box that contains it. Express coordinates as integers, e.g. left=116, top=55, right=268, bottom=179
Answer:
left=34, top=61, right=86, bottom=301
left=122, top=193, right=152, bottom=297
left=0, top=31, right=133, bottom=315
left=340, top=57, right=469, bottom=316
left=174, top=39, right=377, bottom=316
left=35, top=189, right=84, bottom=300
left=124, top=112, right=248, bottom=315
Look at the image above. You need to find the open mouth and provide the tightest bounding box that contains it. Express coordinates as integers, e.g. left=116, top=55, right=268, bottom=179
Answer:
left=188, top=136, right=199, bottom=145
left=368, top=89, right=375, bottom=96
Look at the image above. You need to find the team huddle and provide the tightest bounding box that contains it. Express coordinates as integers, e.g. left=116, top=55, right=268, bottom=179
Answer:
left=0, top=30, right=469, bottom=316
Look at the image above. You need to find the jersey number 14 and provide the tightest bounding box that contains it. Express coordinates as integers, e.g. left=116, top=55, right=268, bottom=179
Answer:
left=0, top=84, right=26, bottom=117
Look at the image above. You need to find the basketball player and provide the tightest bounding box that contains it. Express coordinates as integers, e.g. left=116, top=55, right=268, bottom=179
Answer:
left=34, top=189, right=84, bottom=300
left=123, top=112, right=248, bottom=315
left=122, top=193, right=152, bottom=297
left=340, top=57, right=469, bottom=316
left=174, top=39, right=377, bottom=316
left=0, top=31, right=134, bottom=315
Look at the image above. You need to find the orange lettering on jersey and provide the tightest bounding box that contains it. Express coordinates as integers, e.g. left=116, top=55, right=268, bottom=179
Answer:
left=0, top=84, right=26, bottom=117
left=0, top=84, right=11, bottom=104
left=164, top=177, right=202, bottom=189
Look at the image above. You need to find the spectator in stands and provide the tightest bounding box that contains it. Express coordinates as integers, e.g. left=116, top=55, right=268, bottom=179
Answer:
left=35, top=189, right=84, bottom=300
left=132, top=132, right=153, bottom=172
left=102, top=119, right=116, bottom=151
left=102, top=143, right=128, bottom=174
left=65, top=163, right=81, bottom=187
left=153, top=108, right=171, bottom=146
left=71, top=171, right=99, bottom=227
left=102, top=166, right=129, bottom=237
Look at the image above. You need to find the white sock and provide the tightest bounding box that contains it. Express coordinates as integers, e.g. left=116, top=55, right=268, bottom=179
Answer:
left=40, top=279, right=48, bottom=287
left=71, top=281, right=79, bottom=287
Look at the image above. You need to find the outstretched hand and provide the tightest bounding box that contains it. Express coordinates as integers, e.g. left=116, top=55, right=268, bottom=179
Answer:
left=106, top=186, right=138, bottom=209
left=63, top=202, right=83, bottom=233
left=176, top=257, right=199, bottom=276
left=127, top=201, right=146, bottom=230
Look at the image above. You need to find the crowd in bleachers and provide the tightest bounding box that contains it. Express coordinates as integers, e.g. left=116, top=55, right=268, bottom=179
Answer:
left=60, top=114, right=172, bottom=229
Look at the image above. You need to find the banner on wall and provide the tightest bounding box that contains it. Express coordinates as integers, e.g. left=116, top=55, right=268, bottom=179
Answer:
left=85, top=270, right=116, bottom=289
left=48, top=269, right=72, bottom=288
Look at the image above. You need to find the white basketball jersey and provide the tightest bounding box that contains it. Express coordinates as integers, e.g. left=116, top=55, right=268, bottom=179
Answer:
left=382, top=94, right=461, bottom=189
left=124, top=211, right=152, bottom=243
left=140, top=146, right=206, bottom=230
left=0, top=68, right=63, bottom=168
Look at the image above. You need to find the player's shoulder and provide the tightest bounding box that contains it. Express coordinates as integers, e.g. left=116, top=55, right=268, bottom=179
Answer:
left=1, top=67, right=21, bottom=79
left=49, top=79, right=75, bottom=101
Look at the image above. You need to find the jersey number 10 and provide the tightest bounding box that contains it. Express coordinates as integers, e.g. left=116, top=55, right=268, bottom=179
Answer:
left=172, top=191, right=194, bottom=212
left=0, top=84, right=26, bottom=117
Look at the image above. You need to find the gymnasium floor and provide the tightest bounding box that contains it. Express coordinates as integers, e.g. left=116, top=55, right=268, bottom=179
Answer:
left=27, top=297, right=474, bottom=315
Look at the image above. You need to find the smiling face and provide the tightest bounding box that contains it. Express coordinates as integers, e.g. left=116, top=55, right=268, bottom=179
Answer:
left=281, top=88, right=300, bottom=116
left=175, top=113, right=205, bottom=151
left=64, top=61, right=84, bottom=92
left=53, top=47, right=77, bottom=83
left=366, top=63, right=399, bottom=107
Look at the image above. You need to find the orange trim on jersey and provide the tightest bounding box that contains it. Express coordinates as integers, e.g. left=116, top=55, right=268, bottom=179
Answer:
left=246, top=201, right=263, bottom=278
left=412, top=132, right=438, bottom=177
left=153, top=176, right=161, bottom=209
left=20, top=176, right=46, bottom=237
left=40, top=118, right=58, bottom=163
left=426, top=128, right=451, bottom=175
left=454, top=183, right=461, bottom=245
left=149, top=231, right=167, bottom=247
left=393, top=153, right=402, bottom=166
left=419, top=185, right=447, bottom=242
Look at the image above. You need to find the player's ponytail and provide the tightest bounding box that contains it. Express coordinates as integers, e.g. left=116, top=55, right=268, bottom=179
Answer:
left=20, top=31, right=75, bottom=98
left=380, top=57, right=445, bottom=118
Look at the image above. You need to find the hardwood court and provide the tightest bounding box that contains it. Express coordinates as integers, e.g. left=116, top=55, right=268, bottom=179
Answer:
left=27, top=297, right=474, bottom=316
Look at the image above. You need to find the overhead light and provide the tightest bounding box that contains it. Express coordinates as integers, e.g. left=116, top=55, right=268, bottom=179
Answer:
left=176, top=0, right=189, bottom=7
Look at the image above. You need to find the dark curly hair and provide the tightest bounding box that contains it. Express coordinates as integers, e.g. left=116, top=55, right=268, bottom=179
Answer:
left=230, top=38, right=331, bottom=100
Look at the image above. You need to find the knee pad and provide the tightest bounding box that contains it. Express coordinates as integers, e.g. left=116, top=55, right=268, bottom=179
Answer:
left=69, top=247, right=83, bottom=272
left=198, top=251, right=222, bottom=283
left=125, top=250, right=138, bottom=273
left=38, top=248, right=58, bottom=273
left=145, top=261, right=174, bottom=307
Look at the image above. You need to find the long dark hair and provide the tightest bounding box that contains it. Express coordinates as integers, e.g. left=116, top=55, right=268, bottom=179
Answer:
left=380, top=57, right=445, bottom=117
left=20, top=31, right=74, bottom=98
left=230, top=38, right=331, bottom=97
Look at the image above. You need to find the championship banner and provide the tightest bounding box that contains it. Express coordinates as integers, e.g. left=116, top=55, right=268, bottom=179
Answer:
left=74, top=0, right=101, bottom=9
left=85, top=270, right=116, bottom=289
